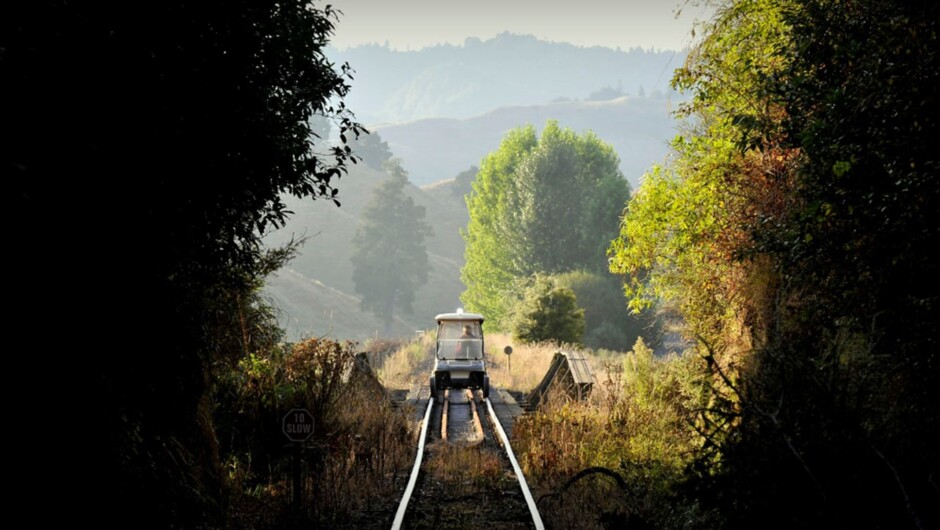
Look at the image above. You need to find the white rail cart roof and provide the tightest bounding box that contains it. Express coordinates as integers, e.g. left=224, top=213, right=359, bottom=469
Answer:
left=434, top=308, right=484, bottom=323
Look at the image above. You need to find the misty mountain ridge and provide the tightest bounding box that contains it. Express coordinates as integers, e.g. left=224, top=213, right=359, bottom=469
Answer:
left=372, top=94, right=681, bottom=190
left=329, top=32, right=688, bottom=124
left=262, top=91, right=680, bottom=342
left=263, top=32, right=692, bottom=342
left=263, top=163, right=469, bottom=343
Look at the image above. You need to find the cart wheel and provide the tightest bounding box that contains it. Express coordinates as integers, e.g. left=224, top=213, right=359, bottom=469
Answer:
left=429, top=375, right=437, bottom=399
left=482, top=374, right=490, bottom=400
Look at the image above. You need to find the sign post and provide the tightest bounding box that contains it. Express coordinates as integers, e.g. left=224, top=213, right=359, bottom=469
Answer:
left=283, top=408, right=314, bottom=511
left=283, top=408, right=315, bottom=442
left=504, top=345, right=513, bottom=373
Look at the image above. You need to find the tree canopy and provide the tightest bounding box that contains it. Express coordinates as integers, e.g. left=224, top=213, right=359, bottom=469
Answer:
left=350, top=129, right=395, bottom=169
left=461, top=120, right=631, bottom=327
left=5, top=1, right=363, bottom=526
left=351, top=160, right=433, bottom=334
left=553, top=269, right=660, bottom=351
left=510, top=275, right=585, bottom=346
left=608, top=0, right=939, bottom=526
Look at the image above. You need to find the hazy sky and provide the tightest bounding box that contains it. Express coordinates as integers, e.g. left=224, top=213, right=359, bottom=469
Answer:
left=328, top=0, right=715, bottom=52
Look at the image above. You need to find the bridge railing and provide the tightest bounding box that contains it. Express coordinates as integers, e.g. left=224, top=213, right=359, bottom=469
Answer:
left=526, top=350, right=594, bottom=411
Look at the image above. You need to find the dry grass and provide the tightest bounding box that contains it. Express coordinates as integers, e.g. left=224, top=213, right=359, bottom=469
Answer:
left=370, top=331, right=436, bottom=390
left=423, top=442, right=506, bottom=494
left=227, top=392, right=417, bottom=529
left=219, top=337, right=420, bottom=529
left=309, top=389, right=416, bottom=525
left=483, top=333, right=560, bottom=393
left=283, top=331, right=709, bottom=527
left=488, top=335, right=632, bottom=399
left=372, top=331, right=564, bottom=394
left=372, top=330, right=630, bottom=396
left=506, top=339, right=709, bottom=529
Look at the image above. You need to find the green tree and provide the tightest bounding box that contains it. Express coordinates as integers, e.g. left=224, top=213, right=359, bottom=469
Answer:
left=461, top=120, right=630, bottom=328
left=351, top=129, right=395, bottom=169
left=5, top=1, right=363, bottom=526
left=351, top=159, right=433, bottom=335
left=461, top=126, right=538, bottom=326
left=554, top=269, right=660, bottom=351
left=452, top=165, right=479, bottom=199
left=609, top=1, right=940, bottom=527
left=511, top=275, right=585, bottom=346
left=740, top=2, right=940, bottom=527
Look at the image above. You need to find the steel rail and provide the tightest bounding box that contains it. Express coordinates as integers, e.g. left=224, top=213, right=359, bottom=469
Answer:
left=485, top=397, right=545, bottom=530
left=468, top=389, right=484, bottom=442
left=441, top=389, right=449, bottom=441
left=390, top=393, right=434, bottom=530
left=391, top=391, right=544, bottom=530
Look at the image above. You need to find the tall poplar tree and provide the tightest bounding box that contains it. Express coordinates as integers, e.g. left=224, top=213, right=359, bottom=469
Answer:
left=461, top=120, right=630, bottom=328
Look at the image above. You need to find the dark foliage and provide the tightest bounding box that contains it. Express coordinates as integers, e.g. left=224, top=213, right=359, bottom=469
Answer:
left=350, top=130, right=394, bottom=169
left=511, top=275, right=585, bottom=346
left=554, top=270, right=662, bottom=351
left=4, top=1, right=362, bottom=527
left=684, top=2, right=940, bottom=528
left=452, top=165, right=479, bottom=199
left=212, top=335, right=412, bottom=528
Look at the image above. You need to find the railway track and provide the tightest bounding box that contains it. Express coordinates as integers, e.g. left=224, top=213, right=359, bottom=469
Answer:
left=440, top=389, right=484, bottom=444
left=391, top=387, right=544, bottom=530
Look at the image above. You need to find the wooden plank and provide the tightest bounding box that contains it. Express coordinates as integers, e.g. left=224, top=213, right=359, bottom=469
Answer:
left=489, top=388, right=525, bottom=439
left=527, top=351, right=595, bottom=410
left=404, top=385, right=431, bottom=423
left=563, top=351, right=594, bottom=386
left=527, top=353, right=565, bottom=410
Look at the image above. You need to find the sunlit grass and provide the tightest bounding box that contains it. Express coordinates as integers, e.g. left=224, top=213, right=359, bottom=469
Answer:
left=483, top=333, right=559, bottom=393
left=423, top=442, right=505, bottom=494
left=508, top=338, right=708, bottom=528
left=362, top=329, right=711, bottom=527
left=374, top=330, right=608, bottom=395
left=370, top=331, right=435, bottom=390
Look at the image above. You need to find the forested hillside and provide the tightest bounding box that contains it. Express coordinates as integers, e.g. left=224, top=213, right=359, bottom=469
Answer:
left=263, top=160, right=469, bottom=342
left=329, top=33, right=686, bottom=124
left=373, top=95, right=677, bottom=188
left=262, top=93, right=678, bottom=343
left=329, top=34, right=686, bottom=189
left=261, top=35, right=686, bottom=339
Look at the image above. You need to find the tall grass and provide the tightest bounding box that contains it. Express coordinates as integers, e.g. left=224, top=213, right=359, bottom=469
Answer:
left=213, top=337, right=416, bottom=529
left=485, top=333, right=560, bottom=393
left=510, top=338, right=715, bottom=529
left=343, top=330, right=716, bottom=527
left=372, top=331, right=436, bottom=390
left=371, top=330, right=559, bottom=394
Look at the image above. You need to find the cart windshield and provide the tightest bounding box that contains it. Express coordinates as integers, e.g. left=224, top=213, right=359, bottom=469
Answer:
left=437, top=321, right=483, bottom=360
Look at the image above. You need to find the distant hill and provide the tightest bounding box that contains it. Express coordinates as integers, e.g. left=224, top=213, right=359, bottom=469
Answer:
left=373, top=95, right=681, bottom=189
left=263, top=96, right=683, bottom=341
left=330, top=32, right=688, bottom=124
left=264, top=268, right=415, bottom=342
left=262, top=163, right=470, bottom=343
left=263, top=35, right=690, bottom=341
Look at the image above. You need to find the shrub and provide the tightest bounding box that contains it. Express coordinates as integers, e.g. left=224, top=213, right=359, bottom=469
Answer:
left=213, top=336, right=414, bottom=528
left=510, top=275, right=585, bottom=345
left=554, top=269, right=663, bottom=351
left=512, top=338, right=713, bottom=529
